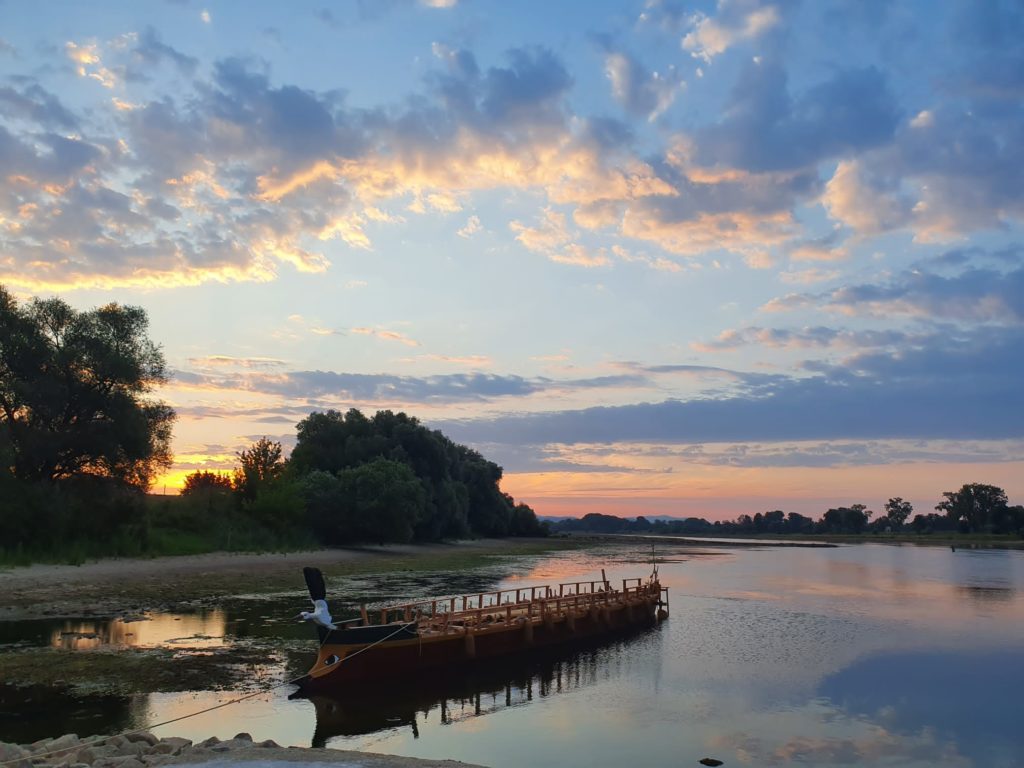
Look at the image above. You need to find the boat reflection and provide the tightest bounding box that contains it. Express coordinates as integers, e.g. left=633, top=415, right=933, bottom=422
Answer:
left=297, top=625, right=663, bottom=747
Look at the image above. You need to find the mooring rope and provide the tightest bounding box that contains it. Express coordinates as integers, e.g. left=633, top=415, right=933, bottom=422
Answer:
left=0, top=620, right=418, bottom=767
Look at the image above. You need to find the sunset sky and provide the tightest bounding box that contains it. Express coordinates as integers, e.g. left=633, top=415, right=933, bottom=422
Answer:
left=2, top=0, right=1023, bottom=519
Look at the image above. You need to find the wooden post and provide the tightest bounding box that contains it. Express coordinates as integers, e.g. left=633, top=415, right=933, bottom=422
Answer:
left=380, top=609, right=388, bottom=624
left=360, top=604, right=369, bottom=625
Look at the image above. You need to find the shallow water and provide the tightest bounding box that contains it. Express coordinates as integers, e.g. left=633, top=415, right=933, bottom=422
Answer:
left=2, top=542, right=1023, bottom=767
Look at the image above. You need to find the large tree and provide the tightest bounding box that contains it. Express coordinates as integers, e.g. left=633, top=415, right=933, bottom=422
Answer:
left=0, top=286, right=174, bottom=489
left=936, top=483, right=1008, bottom=533
left=884, top=497, right=914, bottom=530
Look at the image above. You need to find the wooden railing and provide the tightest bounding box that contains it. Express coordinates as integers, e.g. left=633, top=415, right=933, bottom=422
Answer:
left=364, top=576, right=657, bottom=631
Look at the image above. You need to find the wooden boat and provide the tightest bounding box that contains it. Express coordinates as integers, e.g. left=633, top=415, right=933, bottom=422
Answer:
left=294, top=566, right=669, bottom=693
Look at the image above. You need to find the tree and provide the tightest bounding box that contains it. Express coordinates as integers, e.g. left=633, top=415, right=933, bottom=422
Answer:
left=180, top=470, right=234, bottom=496
left=234, top=437, right=284, bottom=500
left=936, top=483, right=1008, bottom=533
left=336, top=458, right=426, bottom=543
left=0, top=286, right=174, bottom=489
left=884, top=497, right=913, bottom=530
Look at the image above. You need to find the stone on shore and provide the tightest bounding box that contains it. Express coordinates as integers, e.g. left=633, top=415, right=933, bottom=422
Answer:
left=9, top=733, right=486, bottom=768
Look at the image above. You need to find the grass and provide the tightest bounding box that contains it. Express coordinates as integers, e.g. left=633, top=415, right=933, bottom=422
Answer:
left=0, top=645, right=278, bottom=695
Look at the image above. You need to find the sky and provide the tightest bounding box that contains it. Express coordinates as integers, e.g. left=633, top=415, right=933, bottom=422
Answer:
left=2, top=0, right=1023, bottom=521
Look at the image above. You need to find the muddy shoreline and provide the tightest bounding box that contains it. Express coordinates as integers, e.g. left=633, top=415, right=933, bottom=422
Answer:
left=0, top=539, right=577, bottom=620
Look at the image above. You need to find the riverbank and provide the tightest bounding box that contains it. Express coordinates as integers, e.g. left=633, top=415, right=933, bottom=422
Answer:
left=0, top=731, right=484, bottom=768
left=0, top=538, right=579, bottom=620
left=0, top=538, right=586, bottom=697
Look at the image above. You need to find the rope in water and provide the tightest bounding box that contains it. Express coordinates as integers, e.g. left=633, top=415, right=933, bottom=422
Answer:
left=0, top=620, right=418, bottom=767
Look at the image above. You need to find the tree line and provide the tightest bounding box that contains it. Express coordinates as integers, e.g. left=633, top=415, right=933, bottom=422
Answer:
left=179, top=408, right=546, bottom=546
left=0, top=288, right=543, bottom=561
left=551, top=485, right=1024, bottom=537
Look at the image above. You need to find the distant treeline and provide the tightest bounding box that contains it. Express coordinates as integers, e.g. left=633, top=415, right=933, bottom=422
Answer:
left=552, top=485, right=1024, bottom=537
left=0, top=287, right=544, bottom=563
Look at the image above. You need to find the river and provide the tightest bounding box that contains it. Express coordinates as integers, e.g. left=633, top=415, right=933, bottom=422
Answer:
left=2, top=541, right=1022, bottom=767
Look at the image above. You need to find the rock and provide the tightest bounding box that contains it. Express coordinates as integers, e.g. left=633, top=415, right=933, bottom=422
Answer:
left=0, top=743, right=30, bottom=768
left=122, top=734, right=157, bottom=748
left=699, top=759, right=724, bottom=767
left=195, top=737, right=220, bottom=749
left=231, top=734, right=252, bottom=743
left=0, top=744, right=28, bottom=762
left=45, top=735, right=82, bottom=758
left=152, top=738, right=190, bottom=756
left=255, top=740, right=280, bottom=749
left=99, top=737, right=126, bottom=750
left=75, top=747, right=99, bottom=765
left=114, top=743, right=146, bottom=759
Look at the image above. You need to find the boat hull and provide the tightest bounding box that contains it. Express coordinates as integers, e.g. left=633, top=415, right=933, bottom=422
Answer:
left=298, top=590, right=661, bottom=692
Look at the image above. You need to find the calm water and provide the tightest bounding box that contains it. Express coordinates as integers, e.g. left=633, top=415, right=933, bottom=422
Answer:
left=2, top=542, right=1023, bottom=767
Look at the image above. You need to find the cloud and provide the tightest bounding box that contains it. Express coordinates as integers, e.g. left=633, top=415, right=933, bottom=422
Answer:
left=603, top=49, right=683, bottom=121
left=457, top=214, right=481, bottom=237
left=495, top=438, right=1024, bottom=473
left=406, top=354, right=493, bottom=367
left=771, top=259, right=1024, bottom=324
left=786, top=229, right=849, bottom=262
left=611, top=244, right=683, bottom=272
left=65, top=41, right=118, bottom=88
left=822, top=159, right=912, bottom=235
left=130, top=27, right=198, bottom=76
left=187, top=355, right=288, bottom=369
left=0, top=83, right=79, bottom=129
left=169, top=366, right=652, bottom=405
left=682, top=0, right=781, bottom=63
left=510, top=208, right=610, bottom=267
left=692, top=326, right=914, bottom=353
left=351, top=326, right=420, bottom=347
left=2, top=40, right=824, bottom=291
left=437, top=331, right=1024, bottom=446
left=692, top=60, right=900, bottom=173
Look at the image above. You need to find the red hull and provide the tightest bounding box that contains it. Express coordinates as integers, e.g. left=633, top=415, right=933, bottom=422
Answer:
left=299, top=583, right=665, bottom=692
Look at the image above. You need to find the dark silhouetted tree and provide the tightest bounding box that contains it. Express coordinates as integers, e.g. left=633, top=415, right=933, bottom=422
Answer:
left=181, top=470, right=234, bottom=496
left=884, top=497, right=913, bottom=530
left=234, top=437, right=284, bottom=501
left=937, top=483, right=1008, bottom=533
left=0, top=286, right=174, bottom=489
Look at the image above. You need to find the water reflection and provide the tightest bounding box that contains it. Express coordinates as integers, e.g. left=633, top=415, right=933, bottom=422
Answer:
left=298, top=626, right=664, bottom=747
left=820, top=649, right=1024, bottom=767
left=1, top=543, right=1023, bottom=768
left=0, top=683, right=139, bottom=744
left=48, top=612, right=228, bottom=650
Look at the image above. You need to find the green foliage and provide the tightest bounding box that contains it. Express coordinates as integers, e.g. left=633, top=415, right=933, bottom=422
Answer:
left=290, top=408, right=541, bottom=543
left=233, top=437, right=284, bottom=501
left=0, top=285, right=174, bottom=489
left=336, top=458, right=426, bottom=543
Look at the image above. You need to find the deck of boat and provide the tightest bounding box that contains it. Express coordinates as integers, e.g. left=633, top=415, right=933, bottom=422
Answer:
left=300, top=573, right=668, bottom=688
